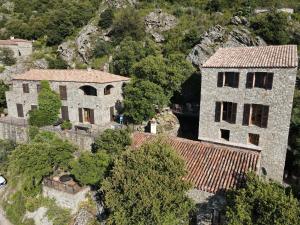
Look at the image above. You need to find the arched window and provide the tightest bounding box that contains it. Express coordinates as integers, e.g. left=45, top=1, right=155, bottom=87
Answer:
left=104, top=85, right=114, bottom=95
left=79, top=85, right=97, bottom=96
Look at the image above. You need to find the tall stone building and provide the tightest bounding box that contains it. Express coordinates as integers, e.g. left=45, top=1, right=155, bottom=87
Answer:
left=198, top=45, right=298, bottom=181
left=5, top=69, right=129, bottom=127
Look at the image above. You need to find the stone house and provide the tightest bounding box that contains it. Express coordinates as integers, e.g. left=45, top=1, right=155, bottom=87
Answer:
left=0, top=37, right=32, bottom=58
left=5, top=69, right=129, bottom=128
left=199, top=45, right=298, bottom=182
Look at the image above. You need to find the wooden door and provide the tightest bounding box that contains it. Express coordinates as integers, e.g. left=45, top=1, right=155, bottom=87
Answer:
left=16, top=104, right=24, bottom=117
left=59, top=85, right=67, bottom=100
left=61, top=106, right=69, bottom=121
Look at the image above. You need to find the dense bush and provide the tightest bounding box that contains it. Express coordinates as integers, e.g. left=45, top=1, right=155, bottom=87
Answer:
left=0, top=80, right=9, bottom=113
left=92, top=129, right=132, bottom=154
left=123, top=79, right=169, bottom=124
left=0, top=139, right=16, bottom=172
left=93, top=39, right=113, bottom=58
left=61, top=120, right=72, bottom=130
left=102, top=139, right=194, bottom=225
left=226, top=173, right=300, bottom=225
left=29, top=80, right=62, bottom=127
left=70, top=151, right=110, bottom=186
left=47, top=56, right=68, bottom=69
left=0, top=47, right=16, bottom=66
left=99, top=8, right=114, bottom=29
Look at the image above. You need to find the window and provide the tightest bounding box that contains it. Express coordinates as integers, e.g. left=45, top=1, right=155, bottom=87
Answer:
left=16, top=104, right=24, bottom=117
left=37, top=84, right=41, bottom=93
left=220, top=129, right=230, bottom=141
left=79, top=85, right=97, bottom=96
left=246, top=72, right=273, bottom=89
left=243, top=104, right=269, bottom=128
left=78, top=108, right=94, bottom=124
left=217, top=72, right=239, bottom=88
left=104, top=85, right=114, bottom=95
left=248, top=133, right=260, bottom=146
left=215, top=102, right=237, bottom=123
left=22, top=83, right=29, bottom=93
left=61, top=106, right=69, bottom=121
left=59, top=85, right=67, bottom=100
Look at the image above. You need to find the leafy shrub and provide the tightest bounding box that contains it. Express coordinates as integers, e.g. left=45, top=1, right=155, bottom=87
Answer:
left=92, top=129, right=131, bottom=154
left=0, top=139, right=16, bottom=172
left=29, top=80, right=62, bottom=127
left=61, top=120, right=72, bottom=130
left=102, top=139, right=194, bottom=225
left=28, top=126, right=40, bottom=140
left=93, top=39, right=112, bottom=58
left=47, top=56, right=68, bottom=69
left=0, top=80, right=9, bottom=113
left=70, top=151, right=110, bottom=186
left=99, top=8, right=114, bottom=29
left=226, top=173, right=300, bottom=225
left=0, top=47, right=16, bottom=66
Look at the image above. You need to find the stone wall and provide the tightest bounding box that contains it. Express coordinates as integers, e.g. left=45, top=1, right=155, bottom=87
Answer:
left=0, top=42, right=32, bottom=58
left=6, top=79, right=128, bottom=127
left=198, top=67, right=297, bottom=181
left=43, top=185, right=90, bottom=214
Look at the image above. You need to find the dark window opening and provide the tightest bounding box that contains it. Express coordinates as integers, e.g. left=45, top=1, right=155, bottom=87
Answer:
left=59, top=85, right=67, bottom=100
left=79, top=108, right=94, bottom=124
left=16, top=104, right=24, bottom=117
left=104, top=85, right=114, bottom=95
left=79, top=85, right=97, bottom=96
left=246, top=72, right=273, bottom=90
left=249, top=133, right=260, bottom=146
left=221, top=129, right=230, bottom=141
left=217, top=72, right=239, bottom=88
left=215, top=101, right=237, bottom=124
left=37, top=84, right=41, bottom=93
left=243, top=104, right=269, bottom=128
left=61, top=106, right=69, bottom=121
left=23, top=83, right=29, bottom=93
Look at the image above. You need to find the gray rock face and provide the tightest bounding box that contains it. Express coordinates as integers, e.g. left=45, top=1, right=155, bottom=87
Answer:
left=0, top=61, right=29, bottom=82
left=230, top=16, right=249, bottom=26
left=187, top=24, right=266, bottom=67
left=58, top=41, right=76, bottom=67
left=32, top=58, right=49, bottom=69
left=106, top=0, right=137, bottom=8
left=76, top=24, right=98, bottom=63
left=73, top=209, right=94, bottom=225
left=145, top=9, right=178, bottom=42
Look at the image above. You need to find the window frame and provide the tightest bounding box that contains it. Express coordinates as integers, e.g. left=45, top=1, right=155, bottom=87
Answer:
left=246, top=72, right=273, bottom=90
left=217, top=72, right=239, bottom=88
left=22, top=83, right=29, bottom=93
left=248, top=133, right=260, bottom=146
left=220, top=129, right=230, bottom=141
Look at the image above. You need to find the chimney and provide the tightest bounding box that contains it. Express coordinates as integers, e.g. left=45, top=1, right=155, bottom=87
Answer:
left=10, top=36, right=14, bottom=40
left=87, top=66, right=92, bottom=72
left=150, top=118, right=157, bottom=134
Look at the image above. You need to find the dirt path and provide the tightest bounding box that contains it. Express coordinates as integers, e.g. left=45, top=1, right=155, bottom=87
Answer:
left=0, top=207, right=12, bottom=225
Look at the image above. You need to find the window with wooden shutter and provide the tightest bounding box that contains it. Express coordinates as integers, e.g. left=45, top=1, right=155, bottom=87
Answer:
left=233, top=73, right=239, bottom=88
left=217, top=72, right=224, bottom=87
left=23, top=83, right=29, bottom=93
left=61, top=106, right=69, bottom=121
left=90, top=109, right=95, bottom=124
left=78, top=108, right=83, bottom=123
left=243, top=104, right=251, bottom=125
left=246, top=73, right=254, bottom=88
left=261, top=105, right=269, bottom=128
left=266, top=73, right=273, bottom=90
left=16, top=104, right=24, bottom=117
left=215, top=102, right=221, bottom=122
left=37, top=84, right=41, bottom=93
left=59, top=85, right=67, bottom=100
left=249, top=133, right=260, bottom=146
left=231, top=103, right=237, bottom=123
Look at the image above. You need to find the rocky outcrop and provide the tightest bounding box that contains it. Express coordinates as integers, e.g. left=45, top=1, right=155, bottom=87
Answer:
left=230, top=16, right=249, bottom=26
left=32, top=58, right=49, bottom=69
left=106, top=0, right=137, bottom=8
left=25, top=207, right=53, bottom=225
left=0, top=61, right=29, bottom=82
left=73, top=209, right=94, bottom=225
left=145, top=9, right=178, bottom=42
left=155, top=110, right=180, bottom=136
left=58, top=41, right=76, bottom=67
left=187, top=19, right=266, bottom=68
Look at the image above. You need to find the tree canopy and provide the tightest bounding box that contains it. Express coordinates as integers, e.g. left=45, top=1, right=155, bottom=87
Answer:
left=102, top=139, right=194, bottom=225
left=226, top=173, right=300, bottom=225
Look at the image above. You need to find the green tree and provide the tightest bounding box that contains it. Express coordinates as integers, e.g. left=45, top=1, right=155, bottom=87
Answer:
left=111, top=37, right=160, bottom=76
left=0, top=139, right=16, bottom=173
left=0, top=80, right=9, bottom=112
left=111, top=8, right=145, bottom=42
left=251, top=11, right=291, bottom=45
left=29, top=80, right=62, bottom=127
left=93, top=39, right=113, bottom=58
left=132, top=54, right=195, bottom=98
left=226, top=173, right=300, bottom=225
left=92, top=129, right=132, bottom=154
left=102, top=139, right=194, bottom=225
left=70, top=151, right=110, bottom=186
left=0, top=47, right=16, bottom=66
left=123, top=79, right=169, bottom=124
left=98, top=8, right=114, bottom=29
left=47, top=56, right=68, bottom=69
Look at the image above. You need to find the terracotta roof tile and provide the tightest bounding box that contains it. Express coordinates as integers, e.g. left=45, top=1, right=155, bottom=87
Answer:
left=203, top=45, right=298, bottom=68
left=0, top=39, right=32, bottom=45
left=13, top=69, right=130, bottom=84
left=132, top=132, right=260, bottom=194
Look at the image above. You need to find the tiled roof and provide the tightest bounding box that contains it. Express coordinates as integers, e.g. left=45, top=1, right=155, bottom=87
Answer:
left=203, top=45, right=298, bottom=68
left=13, top=69, right=130, bottom=84
left=0, top=39, right=32, bottom=46
left=132, top=132, right=260, bottom=194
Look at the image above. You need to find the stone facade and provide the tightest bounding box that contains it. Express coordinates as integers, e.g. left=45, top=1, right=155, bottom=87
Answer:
left=5, top=79, right=127, bottom=128
left=0, top=39, right=32, bottom=58
left=198, top=67, right=297, bottom=181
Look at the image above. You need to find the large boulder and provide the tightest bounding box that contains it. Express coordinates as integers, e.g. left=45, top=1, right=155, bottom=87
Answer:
left=145, top=9, right=178, bottom=42
left=187, top=24, right=266, bottom=68
left=155, top=110, right=180, bottom=136
left=57, top=41, right=76, bottom=67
